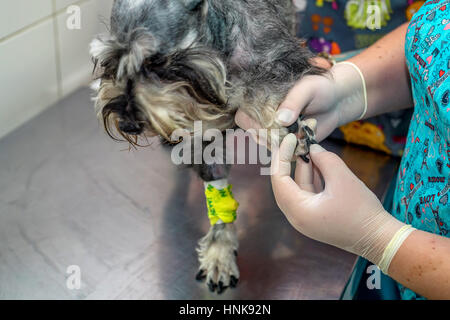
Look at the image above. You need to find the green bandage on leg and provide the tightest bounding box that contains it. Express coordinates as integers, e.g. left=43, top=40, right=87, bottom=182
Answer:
left=205, top=184, right=239, bottom=225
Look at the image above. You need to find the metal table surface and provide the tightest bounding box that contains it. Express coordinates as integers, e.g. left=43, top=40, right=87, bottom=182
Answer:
left=0, top=88, right=400, bottom=300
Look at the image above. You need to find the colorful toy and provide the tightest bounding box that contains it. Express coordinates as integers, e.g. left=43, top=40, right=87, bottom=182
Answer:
left=316, top=0, right=339, bottom=10
left=309, top=37, right=341, bottom=55
left=405, top=0, right=425, bottom=21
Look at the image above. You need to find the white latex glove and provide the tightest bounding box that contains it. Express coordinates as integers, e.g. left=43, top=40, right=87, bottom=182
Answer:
left=235, top=62, right=367, bottom=142
left=271, top=134, right=415, bottom=273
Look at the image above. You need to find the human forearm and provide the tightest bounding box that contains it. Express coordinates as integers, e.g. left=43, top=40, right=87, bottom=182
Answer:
left=388, top=230, right=450, bottom=299
left=349, top=23, right=413, bottom=119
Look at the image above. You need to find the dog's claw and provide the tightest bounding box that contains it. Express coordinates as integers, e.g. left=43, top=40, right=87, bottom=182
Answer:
left=286, top=121, right=299, bottom=134
left=300, top=155, right=310, bottom=163
left=208, top=280, right=217, bottom=292
left=197, top=270, right=238, bottom=293
left=303, top=125, right=315, bottom=138
left=230, top=276, right=239, bottom=288
left=196, top=270, right=206, bottom=281
left=217, top=281, right=228, bottom=294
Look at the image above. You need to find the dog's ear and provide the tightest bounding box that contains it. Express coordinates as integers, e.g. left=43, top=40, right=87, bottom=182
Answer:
left=180, top=0, right=204, bottom=11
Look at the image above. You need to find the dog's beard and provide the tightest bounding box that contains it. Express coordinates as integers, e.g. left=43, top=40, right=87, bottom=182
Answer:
left=94, top=47, right=238, bottom=145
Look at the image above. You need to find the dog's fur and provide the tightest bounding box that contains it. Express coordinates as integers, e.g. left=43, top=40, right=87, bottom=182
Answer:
left=91, top=0, right=323, bottom=294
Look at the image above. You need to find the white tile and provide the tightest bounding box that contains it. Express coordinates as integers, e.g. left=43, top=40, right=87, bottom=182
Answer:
left=96, top=0, right=114, bottom=32
left=54, top=0, right=80, bottom=12
left=56, top=0, right=108, bottom=96
left=0, top=0, right=53, bottom=39
left=0, top=21, right=59, bottom=139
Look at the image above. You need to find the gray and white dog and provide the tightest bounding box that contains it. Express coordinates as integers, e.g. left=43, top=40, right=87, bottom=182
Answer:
left=90, top=0, right=322, bottom=294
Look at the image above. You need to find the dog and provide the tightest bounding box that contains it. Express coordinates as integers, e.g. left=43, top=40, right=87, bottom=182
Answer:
left=90, top=0, right=322, bottom=294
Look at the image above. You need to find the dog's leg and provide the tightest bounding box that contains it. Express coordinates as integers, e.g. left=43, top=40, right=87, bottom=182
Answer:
left=192, top=156, right=239, bottom=294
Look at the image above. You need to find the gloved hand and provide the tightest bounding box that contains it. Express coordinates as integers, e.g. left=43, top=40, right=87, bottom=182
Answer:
left=235, top=62, right=367, bottom=142
left=271, top=134, right=415, bottom=273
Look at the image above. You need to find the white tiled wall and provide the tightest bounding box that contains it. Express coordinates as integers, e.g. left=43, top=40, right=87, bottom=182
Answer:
left=0, top=0, right=114, bottom=139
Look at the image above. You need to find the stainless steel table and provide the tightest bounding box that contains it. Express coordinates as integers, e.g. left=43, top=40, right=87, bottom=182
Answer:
left=0, top=88, right=400, bottom=299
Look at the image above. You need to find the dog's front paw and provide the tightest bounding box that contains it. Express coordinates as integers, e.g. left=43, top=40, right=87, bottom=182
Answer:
left=196, top=223, right=239, bottom=294
left=290, top=117, right=318, bottom=163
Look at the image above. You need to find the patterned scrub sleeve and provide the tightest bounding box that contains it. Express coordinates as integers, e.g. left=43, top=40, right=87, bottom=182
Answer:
left=391, top=0, right=450, bottom=300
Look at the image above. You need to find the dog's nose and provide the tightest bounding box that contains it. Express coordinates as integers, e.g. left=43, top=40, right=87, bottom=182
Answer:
left=118, top=120, right=143, bottom=135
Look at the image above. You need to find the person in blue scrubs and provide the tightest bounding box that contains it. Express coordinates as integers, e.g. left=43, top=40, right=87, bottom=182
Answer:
left=236, top=0, right=450, bottom=299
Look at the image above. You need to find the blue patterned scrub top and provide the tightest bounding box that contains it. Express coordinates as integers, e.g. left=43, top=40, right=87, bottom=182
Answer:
left=391, top=0, right=450, bottom=299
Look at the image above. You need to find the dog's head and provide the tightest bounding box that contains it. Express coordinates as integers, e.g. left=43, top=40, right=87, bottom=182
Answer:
left=91, top=0, right=234, bottom=145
